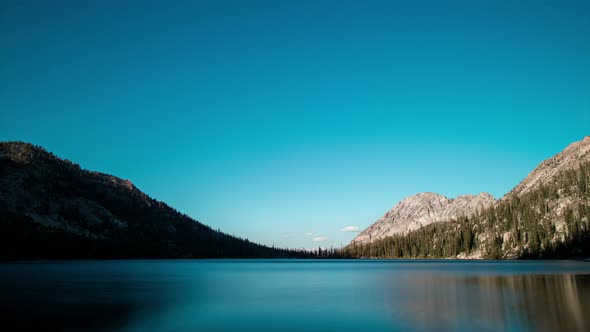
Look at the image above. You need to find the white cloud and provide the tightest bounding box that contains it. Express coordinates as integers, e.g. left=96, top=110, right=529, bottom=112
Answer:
left=340, top=226, right=360, bottom=232
left=305, top=232, right=314, bottom=236
left=313, top=236, right=328, bottom=242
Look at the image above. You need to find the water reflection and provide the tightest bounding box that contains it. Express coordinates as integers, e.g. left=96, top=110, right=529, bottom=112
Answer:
left=388, top=273, right=590, bottom=332
left=1, top=260, right=590, bottom=332
left=0, top=261, right=195, bottom=332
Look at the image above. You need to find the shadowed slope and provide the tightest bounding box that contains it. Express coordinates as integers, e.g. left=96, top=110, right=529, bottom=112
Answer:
left=0, top=142, right=308, bottom=259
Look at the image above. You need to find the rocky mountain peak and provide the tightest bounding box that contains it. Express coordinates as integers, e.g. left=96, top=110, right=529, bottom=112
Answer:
left=351, top=191, right=496, bottom=244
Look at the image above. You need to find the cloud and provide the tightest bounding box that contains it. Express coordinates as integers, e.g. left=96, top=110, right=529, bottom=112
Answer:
left=340, top=226, right=360, bottom=232
left=313, top=236, right=328, bottom=242
left=305, top=232, right=314, bottom=236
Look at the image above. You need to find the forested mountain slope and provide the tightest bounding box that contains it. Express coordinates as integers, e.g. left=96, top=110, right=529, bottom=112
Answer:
left=346, top=138, right=590, bottom=259
left=0, top=142, right=308, bottom=259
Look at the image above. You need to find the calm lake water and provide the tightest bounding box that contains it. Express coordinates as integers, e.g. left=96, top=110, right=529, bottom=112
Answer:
left=1, top=260, right=590, bottom=332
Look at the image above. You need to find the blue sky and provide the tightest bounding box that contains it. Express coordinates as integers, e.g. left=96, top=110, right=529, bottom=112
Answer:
left=1, top=0, right=589, bottom=249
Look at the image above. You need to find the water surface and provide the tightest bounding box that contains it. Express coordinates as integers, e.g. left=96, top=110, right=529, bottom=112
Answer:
left=1, top=259, right=590, bottom=331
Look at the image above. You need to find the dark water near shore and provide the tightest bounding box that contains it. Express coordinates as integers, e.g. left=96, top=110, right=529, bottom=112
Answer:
left=1, top=260, right=590, bottom=332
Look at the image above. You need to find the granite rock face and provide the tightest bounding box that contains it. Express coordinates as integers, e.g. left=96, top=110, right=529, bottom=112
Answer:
left=352, top=192, right=496, bottom=244
left=505, top=136, right=590, bottom=198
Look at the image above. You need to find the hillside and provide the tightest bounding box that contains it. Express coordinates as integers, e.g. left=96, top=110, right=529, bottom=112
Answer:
left=346, top=137, right=590, bottom=259
left=0, top=142, right=308, bottom=259
left=506, top=136, right=590, bottom=198
left=352, top=192, right=496, bottom=244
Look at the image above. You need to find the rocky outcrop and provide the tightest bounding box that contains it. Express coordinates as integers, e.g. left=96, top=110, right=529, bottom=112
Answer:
left=505, top=136, right=590, bottom=198
left=352, top=192, right=496, bottom=244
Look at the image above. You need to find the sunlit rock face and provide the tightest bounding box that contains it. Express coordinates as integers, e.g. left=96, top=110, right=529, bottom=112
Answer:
left=505, top=136, right=590, bottom=198
left=352, top=192, right=496, bottom=244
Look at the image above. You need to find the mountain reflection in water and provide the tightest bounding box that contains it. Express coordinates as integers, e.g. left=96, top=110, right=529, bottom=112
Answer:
left=387, top=273, right=590, bottom=332
left=1, top=260, right=589, bottom=332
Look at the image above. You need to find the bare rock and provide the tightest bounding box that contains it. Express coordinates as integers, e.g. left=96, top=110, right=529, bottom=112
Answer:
left=505, top=136, right=590, bottom=198
left=352, top=192, right=496, bottom=244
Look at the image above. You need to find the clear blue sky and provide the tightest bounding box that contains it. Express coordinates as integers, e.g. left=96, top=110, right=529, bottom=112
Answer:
left=1, top=1, right=589, bottom=249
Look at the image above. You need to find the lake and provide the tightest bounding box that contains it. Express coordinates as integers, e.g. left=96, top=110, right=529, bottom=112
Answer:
left=1, top=260, right=590, bottom=331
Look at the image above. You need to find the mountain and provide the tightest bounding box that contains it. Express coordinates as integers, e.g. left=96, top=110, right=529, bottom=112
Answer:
left=351, top=192, right=496, bottom=244
left=0, top=142, right=308, bottom=259
left=346, top=136, right=590, bottom=259
left=506, top=136, right=590, bottom=198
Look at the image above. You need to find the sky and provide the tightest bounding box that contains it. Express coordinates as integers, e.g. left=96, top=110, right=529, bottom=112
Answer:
left=1, top=0, right=589, bottom=249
